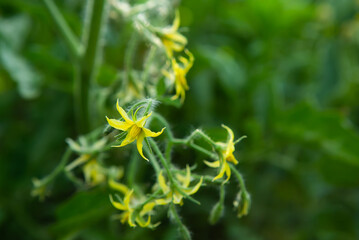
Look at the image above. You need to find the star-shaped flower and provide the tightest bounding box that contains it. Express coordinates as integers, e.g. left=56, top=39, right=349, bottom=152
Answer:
left=109, top=180, right=157, bottom=228
left=106, top=101, right=165, bottom=161
left=204, top=125, right=244, bottom=182
left=161, top=10, right=187, bottom=58
left=155, top=165, right=203, bottom=205
left=163, top=50, right=194, bottom=103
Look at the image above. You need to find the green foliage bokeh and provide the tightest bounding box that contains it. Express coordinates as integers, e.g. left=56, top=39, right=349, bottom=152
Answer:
left=1, top=0, right=359, bottom=239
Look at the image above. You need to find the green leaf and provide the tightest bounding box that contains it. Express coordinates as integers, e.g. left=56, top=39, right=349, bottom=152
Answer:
left=276, top=103, right=359, bottom=167
left=0, top=42, right=41, bottom=99
left=0, top=15, right=31, bottom=50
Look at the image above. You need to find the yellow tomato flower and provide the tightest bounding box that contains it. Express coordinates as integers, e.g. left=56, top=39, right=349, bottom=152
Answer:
left=106, top=101, right=165, bottom=161
left=204, top=125, right=239, bottom=182
left=161, top=10, right=187, bottom=58
left=155, top=165, right=203, bottom=205
left=233, top=191, right=251, bottom=218
left=109, top=180, right=157, bottom=228
left=83, top=159, right=106, bottom=186
left=31, top=178, right=47, bottom=201
left=65, top=137, right=123, bottom=186
left=163, top=50, right=194, bottom=103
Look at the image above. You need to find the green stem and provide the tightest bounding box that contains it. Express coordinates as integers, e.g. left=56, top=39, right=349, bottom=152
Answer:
left=172, top=138, right=217, bottom=160
left=75, top=0, right=108, bottom=134
left=127, top=146, right=141, bottom=187
left=148, top=138, right=173, bottom=182
left=149, top=138, right=200, bottom=205
left=35, top=148, right=72, bottom=187
left=219, top=184, right=225, bottom=204
left=229, top=163, right=248, bottom=193
left=190, top=129, right=217, bottom=147
left=169, top=204, right=191, bottom=240
left=144, top=147, right=161, bottom=175
left=41, top=0, right=82, bottom=58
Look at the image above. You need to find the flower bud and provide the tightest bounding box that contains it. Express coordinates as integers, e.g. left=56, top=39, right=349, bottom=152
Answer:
left=233, top=191, right=251, bottom=218
left=209, top=201, right=224, bottom=225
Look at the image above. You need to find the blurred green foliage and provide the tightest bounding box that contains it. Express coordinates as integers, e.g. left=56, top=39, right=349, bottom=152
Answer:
left=1, top=0, right=359, bottom=239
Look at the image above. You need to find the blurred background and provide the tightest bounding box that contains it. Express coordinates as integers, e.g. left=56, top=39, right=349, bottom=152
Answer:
left=1, top=0, right=359, bottom=239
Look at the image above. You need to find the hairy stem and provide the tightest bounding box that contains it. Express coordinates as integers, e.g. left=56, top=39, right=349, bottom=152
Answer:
left=75, top=0, right=108, bottom=134
left=41, top=0, right=82, bottom=58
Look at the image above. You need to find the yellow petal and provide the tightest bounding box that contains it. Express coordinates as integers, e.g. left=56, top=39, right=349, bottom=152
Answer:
left=136, top=215, right=151, bottom=228
left=119, top=131, right=137, bottom=147
left=136, top=132, right=148, bottom=161
left=128, top=211, right=136, bottom=227
left=155, top=198, right=171, bottom=205
left=183, top=176, right=203, bottom=195
left=184, top=49, right=194, bottom=72
left=106, top=117, right=132, bottom=131
left=109, top=195, right=126, bottom=210
left=173, top=191, right=183, bottom=204
left=222, top=124, right=234, bottom=143
left=224, top=162, right=231, bottom=182
left=116, top=101, right=133, bottom=123
left=140, top=202, right=156, bottom=216
left=175, top=167, right=190, bottom=188
left=227, top=153, right=238, bottom=165
left=108, top=179, right=129, bottom=195
left=179, top=165, right=191, bottom=188
left=204, top=160, right=220, bottom=168
left=213, top=162, right=226, bottom=181
left=143, top=127, right=165, bottom=138
left=171, top=10, right=180, bottom=32
left=124, top=189, right=133, bottom=208
left=158, top=171, right=170, bottom=193
left=120, top=212, right=129, bottom=224
left=136, top=112, right=152, bottom=128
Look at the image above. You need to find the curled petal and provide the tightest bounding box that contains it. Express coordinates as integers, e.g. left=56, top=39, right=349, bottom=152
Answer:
left=116, top=101, right=133, bottom=123
left=184, top=177, right=203, bottom=195
left=227, top=153, right=238, bottom=165
left=158, top=171, right=170, bottom=193
left=136, top=132, right=148, bottom=161
left=136, top=215, right=151, bottom=228
left=108, top=179, right=129, bottom=195
left=184, top=49, right=194, bottom=72
left=124, top=189, right=134, bottom=208
left=136, top=112, right=152, bottom=127
left=222, top=124, right=234, bottom=143
left=127, top=211, right=136, bottom=227
left=204, top=160, right=220, bottom=168
left=140, top=202, right=156, bottom=216
left=109, top=195, right=126, bottom=211
left=213, top=162, right=226, bottom=181
left=224, top=162, right=231, bottom=183
left=143, top=127, right=165, bottom=138
left=106, top=117, right=132, bottom=131
left=171, top=10, right=180, bottom=32
left=155, top=198, right=171, bottom=205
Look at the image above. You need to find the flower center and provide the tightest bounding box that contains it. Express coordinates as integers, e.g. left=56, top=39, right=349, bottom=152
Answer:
left=128, top=125, right=142, bottom=139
